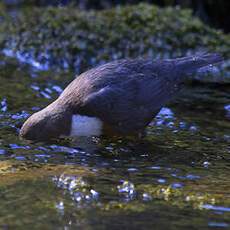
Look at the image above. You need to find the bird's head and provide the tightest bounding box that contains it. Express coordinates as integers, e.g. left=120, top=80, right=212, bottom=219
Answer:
left=20, top=106, right=72, bottom=141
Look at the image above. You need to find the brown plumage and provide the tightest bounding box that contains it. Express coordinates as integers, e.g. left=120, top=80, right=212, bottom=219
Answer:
left=20, top=53, right=222, bottom=141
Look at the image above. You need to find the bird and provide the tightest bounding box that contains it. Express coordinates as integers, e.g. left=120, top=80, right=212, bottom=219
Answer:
left=20, top=53, right=222, bottom=141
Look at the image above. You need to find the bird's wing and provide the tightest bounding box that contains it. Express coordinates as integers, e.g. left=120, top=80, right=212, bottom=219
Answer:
left=79, top=74, right=164, bottom=134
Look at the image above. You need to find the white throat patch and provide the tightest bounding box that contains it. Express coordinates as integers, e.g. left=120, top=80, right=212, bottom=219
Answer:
left=70, top=114, right=103, bottom=137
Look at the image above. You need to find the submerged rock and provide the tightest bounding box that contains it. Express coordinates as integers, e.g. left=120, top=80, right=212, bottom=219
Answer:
left=1, top=3, right=229, bottom=83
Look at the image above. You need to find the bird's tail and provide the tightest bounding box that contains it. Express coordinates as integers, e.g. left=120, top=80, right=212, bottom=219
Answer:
left=175, top=52, right=223, bottom=74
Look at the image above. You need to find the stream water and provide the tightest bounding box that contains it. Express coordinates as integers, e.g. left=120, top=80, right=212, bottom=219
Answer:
left=0, top=54, right=229, bottom=229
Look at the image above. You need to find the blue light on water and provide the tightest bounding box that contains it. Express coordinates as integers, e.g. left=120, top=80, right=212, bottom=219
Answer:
left=202, top=204, right=230, bottom=212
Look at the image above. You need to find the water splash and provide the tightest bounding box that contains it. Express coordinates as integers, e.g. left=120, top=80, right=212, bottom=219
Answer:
left=53, top=174, right=99, bottom=203
left=55, top=201, right=65, bottom=215
left=142, top=193, right=152, bottom=201
left=118, top=180, right=136, bottom=199
left=203, top=161, right=211, bottom=168
left=157, top=107, right=174, bottom=120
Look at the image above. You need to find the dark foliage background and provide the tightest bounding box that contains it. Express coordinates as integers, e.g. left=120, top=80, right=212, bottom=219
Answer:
left=3, top=0, right=230, bottom=33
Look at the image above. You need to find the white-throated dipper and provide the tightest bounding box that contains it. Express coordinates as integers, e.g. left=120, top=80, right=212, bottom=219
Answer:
left=20, top=53, right=222, bottom=141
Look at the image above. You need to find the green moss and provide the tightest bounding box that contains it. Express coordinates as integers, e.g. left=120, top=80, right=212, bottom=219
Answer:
left=1, top=3, right=229, bottom=82
left=103, top=201, right=147, bottom=212
left=0, top=160, right=92, bottom=186
left=137, top=184, right=219, bottom=209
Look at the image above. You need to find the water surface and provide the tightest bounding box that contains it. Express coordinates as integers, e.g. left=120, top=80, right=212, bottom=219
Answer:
left=0, top=55, right=229, bottom=229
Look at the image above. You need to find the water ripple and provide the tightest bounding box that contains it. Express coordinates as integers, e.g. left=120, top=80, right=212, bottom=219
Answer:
left=0, top=98, right=7, bottom=112
left=202, top=204, right=230, bottom=212
left=208, top=222, right=229, bottom=228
